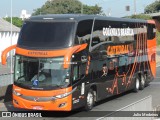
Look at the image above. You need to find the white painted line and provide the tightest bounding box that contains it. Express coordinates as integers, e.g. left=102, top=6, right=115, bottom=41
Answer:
left=150, top=82, right=160, bottom=84
left=96, top=96, right=152, bottom=120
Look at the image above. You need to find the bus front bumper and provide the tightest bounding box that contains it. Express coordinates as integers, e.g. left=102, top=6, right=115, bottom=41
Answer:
left=12, top=85, right=74, bottom=111
left=13, top=94, right=72, bottom=111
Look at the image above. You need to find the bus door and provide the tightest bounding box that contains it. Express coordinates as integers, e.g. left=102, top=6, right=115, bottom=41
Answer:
left=71, top=62, right=86, bottom=109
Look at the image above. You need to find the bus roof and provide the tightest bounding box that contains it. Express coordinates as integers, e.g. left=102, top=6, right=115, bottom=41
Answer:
left=27, top=14, right=148, bottom=23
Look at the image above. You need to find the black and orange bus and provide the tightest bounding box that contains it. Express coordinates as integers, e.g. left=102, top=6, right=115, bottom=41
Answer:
left=1, top=14, right=156, bottom=111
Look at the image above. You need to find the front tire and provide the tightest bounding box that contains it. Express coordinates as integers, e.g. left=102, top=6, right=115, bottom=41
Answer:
left=85, top=89, right=95, bottom=111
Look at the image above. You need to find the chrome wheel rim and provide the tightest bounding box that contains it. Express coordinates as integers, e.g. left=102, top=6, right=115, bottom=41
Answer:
left=141, top=76, right=145, bottom=86
left=87, top=92, right=93, bottom=107
left=136, top=78, right=140, bottom=90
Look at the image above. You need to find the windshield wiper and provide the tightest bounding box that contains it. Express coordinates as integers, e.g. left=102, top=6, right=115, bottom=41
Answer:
left=17, top=76, right=25, bottom=81
left=52, top=84, right=64, bottom=89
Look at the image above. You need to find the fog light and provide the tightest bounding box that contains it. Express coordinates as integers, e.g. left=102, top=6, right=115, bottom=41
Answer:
left=13, top=90, right=22, bottom=96
left=59, top=102, right=66, bottom=108
left=13, top=99, right=18, bottom=105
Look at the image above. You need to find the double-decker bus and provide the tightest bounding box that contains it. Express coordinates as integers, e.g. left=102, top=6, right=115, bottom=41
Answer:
left=1, top=14, right=156, bottom=111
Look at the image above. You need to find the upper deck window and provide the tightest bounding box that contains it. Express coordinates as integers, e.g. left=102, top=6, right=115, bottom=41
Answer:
left=18, top=21, right=76, bottom=50
left=75, top=20, right=93, bottom=45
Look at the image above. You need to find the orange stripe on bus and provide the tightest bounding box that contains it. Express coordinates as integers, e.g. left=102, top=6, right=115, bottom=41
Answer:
left=16, top=47, right=68, bottom=57
left=13, top=85, right=72, bottom=97
left=147, top=39, right=156, bottom=77
left=126, top=23, right=140, bottom=89
left=147, top=20, right=155, bottom=24
left=63, top=44, right=87, bottom=69
left=16, top=43, right=88, bottom=69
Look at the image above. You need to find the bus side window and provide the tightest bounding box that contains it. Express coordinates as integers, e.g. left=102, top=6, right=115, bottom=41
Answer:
left=75, top=20, right=93, bottom=45
left=73, top=65, right=79, bottom=81
left=147, top=24, right=156, bottom=40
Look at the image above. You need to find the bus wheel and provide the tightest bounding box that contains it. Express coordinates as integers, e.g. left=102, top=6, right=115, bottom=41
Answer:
left=144, top=74, right=149, bottom=87
left=139, top=75, right=145, bottom=90
left=85, top=89, right=95, bottom=111
left=133, top=77, right=140, bottom=92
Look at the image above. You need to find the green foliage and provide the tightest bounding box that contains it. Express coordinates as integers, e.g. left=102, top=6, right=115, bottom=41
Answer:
left=82, top=4, right=102, bottom=15
left=32, top=0, right=102, bottom=15
left=3, top=17, right=23, bottom=28
left=125, top=14, right=151, bottom=20
left=144, top=1, right=160, bottom=13
left=157, top=31, right=160, bottom=46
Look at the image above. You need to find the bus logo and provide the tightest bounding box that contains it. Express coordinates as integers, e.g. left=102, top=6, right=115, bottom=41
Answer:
left=34, top=97, right=40, bottom=102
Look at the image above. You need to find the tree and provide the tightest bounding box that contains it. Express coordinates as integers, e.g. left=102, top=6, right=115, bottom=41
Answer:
left=144, top=1, right=160, bottom=13
left=157, top=31, right=160, bottom=46
left=32, top=0, right=102, bottom=16
left=125, top=14, right=151, bottom=20
left=3, top=17, right=23, bottom=28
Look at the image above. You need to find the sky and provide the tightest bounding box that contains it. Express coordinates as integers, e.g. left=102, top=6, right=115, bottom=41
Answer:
left=0, top=0, right=157, bottom=18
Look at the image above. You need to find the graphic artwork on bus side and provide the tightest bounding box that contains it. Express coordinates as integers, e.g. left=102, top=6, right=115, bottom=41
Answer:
left=106, top=23, right=151, bottom=94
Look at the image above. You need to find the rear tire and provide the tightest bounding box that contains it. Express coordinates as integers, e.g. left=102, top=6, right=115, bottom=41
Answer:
left=85, top=89, right=95, bottom=111
left=133, top=77, right=140, bottom=92
left=139, top=75, right=145, bottom=90
left=144, top=73, right=149, bottom=87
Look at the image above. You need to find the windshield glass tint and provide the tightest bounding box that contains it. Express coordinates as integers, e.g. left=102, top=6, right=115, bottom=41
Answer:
left=18, top=21, right=75, bottom=49
left=14, top=55, right=70, bottom=90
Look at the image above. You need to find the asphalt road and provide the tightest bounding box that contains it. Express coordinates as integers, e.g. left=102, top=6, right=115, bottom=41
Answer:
left=0, top=66, right=160, bottom=120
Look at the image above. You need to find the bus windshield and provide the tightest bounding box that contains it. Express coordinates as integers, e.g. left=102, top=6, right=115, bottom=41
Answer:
left=18, top=21, right=75, bottom=49
left=14, top=55, right=70, bottom=90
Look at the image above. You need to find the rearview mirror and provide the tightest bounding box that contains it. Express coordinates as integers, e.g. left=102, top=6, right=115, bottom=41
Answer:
left=81, top=56, right=87, bottom=63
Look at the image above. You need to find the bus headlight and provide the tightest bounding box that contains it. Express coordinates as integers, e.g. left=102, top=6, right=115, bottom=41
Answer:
left=51, top=87, right=77, bottom=100
left=55, top=93, right=69, bottom=99
left=13, top=90, right=22, bottom=96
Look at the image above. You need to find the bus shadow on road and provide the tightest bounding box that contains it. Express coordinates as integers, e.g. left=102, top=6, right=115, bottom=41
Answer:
left=0, top=84, right=12, bottom=103
left=95, top=90, right=133, bottom=107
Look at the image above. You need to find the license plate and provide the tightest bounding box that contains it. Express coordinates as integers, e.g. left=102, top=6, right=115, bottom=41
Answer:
left=32, top=106, right=43, bottom=110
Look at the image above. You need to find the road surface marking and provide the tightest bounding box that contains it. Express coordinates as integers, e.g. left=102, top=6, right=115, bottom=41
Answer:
left=150, top=82, right=160, bottom=84
left=96, top=96, right=152, bottom=120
